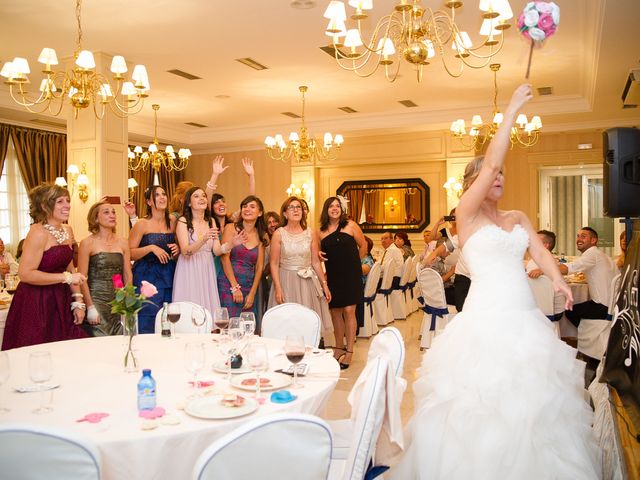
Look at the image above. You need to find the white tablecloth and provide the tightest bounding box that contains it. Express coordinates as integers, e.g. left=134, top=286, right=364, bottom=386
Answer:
left=559, top=282, right=589, bottom=338
left=0, top=334, right=340, bottom=480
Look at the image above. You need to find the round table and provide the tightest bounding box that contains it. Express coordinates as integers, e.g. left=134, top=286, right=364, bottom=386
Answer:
left=0, top=334, right=340, bottom=480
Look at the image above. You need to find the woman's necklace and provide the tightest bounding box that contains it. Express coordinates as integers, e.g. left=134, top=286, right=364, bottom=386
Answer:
left=43, top=223, right=69, bottom=244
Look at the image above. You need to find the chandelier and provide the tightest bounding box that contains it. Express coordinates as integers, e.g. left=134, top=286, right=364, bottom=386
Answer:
left=0, top=0, right=149, bottom=119
left=322, top=0, right=513, bottom=83
left=128, top=104, right=191, bottom=184
left=264, top=86, right=344, bottom=163
left=450, top=63, right=542, bottom=149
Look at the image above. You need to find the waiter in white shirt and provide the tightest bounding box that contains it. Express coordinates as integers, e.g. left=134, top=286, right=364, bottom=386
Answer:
left=380, top=231, right=403, bottom=289
left=559, top=227, right=617, bottom=327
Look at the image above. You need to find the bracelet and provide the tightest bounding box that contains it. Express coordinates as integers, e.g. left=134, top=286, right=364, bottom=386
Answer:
left=62, top=271, right=73, bottom=284
left=71, top=292, right=84, bottom=298
left=220, top=242, right=230, bottom=255
left=206, top=181, right=217, bottom=190
left=230, top=284, right=242, bottom=293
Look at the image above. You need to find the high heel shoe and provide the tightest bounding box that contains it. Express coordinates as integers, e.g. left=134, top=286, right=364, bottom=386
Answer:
left=338, top=350, right=353, bottom=370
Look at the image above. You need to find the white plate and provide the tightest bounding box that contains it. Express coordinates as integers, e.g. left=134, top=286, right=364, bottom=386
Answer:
left=230, top=372, right=292, bottom=392
left=185, top=395, right=258, bottom=420
left=212, top=361, right=252, bottom=375
left=14, top=383, right=60, bottom=393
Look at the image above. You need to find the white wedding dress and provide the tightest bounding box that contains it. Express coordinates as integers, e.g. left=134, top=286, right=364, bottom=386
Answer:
left=390, top=224, right=601, bottom=479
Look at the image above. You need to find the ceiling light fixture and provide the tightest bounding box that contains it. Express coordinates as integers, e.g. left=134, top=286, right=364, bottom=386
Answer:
left=0, top=0, right=149, bottom=119
left=450, top=63, right=542, bottom=149
left=265, top=86, right=344, bottom=164
left=322, top=0, right=513, bottom=83
left=128, top=104, right=191, bottom=185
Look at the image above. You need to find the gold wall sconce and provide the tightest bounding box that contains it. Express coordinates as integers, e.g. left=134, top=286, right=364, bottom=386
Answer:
left=384, top=196, right=398, bottom=212
left=127, top=177, right=138, bottom=201
left=62, top=162, right=89, bottom=202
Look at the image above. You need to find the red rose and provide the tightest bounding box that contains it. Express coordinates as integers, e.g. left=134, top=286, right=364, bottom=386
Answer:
left=112, top=274, right=124, bottom=289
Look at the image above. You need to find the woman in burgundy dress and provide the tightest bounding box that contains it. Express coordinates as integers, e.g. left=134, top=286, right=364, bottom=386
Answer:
left=2, top=184, right=87, bottom=350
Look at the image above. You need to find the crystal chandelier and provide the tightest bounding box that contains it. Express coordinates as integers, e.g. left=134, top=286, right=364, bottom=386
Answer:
left=450, top=63, right=542, bottom=149
left=323, top=0, right=513, bottom=82
left=264, top=86, right=344, bottom=164
left=128, top=104, right=191, bottom=185
left=0, top=0, right=149, bottom=119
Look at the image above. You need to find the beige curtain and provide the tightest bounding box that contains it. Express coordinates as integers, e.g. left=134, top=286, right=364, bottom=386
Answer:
left=9, top=125, right=66, bottom=189
left=0, top=124, right=13, bottom=176
left=551, top=175, right=582, bottom=256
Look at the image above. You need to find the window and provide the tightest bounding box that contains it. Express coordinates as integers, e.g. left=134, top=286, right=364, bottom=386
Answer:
left=0, top=139, right=30, bottom=253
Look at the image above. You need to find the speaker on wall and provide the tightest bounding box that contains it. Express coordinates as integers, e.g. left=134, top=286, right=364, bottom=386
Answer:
left=603, top=127, right=640, bottom=217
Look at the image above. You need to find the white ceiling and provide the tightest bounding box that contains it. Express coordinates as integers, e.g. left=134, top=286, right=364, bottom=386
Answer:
left=0, top=0, right=639, bottom=153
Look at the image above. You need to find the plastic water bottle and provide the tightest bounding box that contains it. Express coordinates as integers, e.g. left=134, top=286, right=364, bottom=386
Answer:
left=137, top=369, right=156, bottom=411
left=161, top=302, right=171, bottom=338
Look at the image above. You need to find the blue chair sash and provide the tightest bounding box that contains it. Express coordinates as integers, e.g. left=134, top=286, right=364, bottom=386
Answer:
left=420, top=301, right=449, bottom=331
left=546, top=312, right=564, bottom=322
left=363, top=294, right=376, bottom=318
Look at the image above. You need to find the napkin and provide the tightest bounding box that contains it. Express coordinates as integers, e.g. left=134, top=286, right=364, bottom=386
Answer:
left=270, top=390, right=297, bottom=404
left=77, top=412, right=110, bottom=423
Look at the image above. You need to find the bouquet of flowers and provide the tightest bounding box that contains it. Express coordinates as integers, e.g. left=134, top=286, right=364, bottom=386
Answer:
left=109, top=275, right=157, bottom=369
left=518, top=2, right=560, bottom=79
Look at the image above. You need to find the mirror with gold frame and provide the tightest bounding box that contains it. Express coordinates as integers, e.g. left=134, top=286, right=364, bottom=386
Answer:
left=336, top=178, right=430, bottom=233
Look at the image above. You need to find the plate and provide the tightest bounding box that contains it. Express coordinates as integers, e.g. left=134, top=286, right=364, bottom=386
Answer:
left=184, top=395, right=258, bottom=420
left=230, top=372, right=292, bottom=392
left=14, top=383, right=60, bottom=393
left=212, top=362, right=252, bottom=375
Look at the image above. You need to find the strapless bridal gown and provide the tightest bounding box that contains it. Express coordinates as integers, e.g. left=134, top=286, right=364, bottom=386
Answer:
left=390, top=224, right=601, bottom=480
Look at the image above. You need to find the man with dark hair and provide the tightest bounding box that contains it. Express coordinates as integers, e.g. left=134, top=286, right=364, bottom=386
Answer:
left=559, top=227, right=617, bottom=328
left=526, top=229, right=556, bottom=278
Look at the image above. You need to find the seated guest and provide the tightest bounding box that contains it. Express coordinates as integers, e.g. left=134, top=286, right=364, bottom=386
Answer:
left=356, top=236, right=375, bottom=332
left=380, top=231, right=403, bottom=288
left=394, top=231, right=415, bottom=260
left=0, top=237, right=19, bottom=276
left=616, top=230, right=627, bottom=270
left=559, top=227, right=617, bottom=327
left=429, top=238, right=456, bottom=305
left=419, top=229, right=437, bottom=260
left=526, top=229, right=556, bottom=278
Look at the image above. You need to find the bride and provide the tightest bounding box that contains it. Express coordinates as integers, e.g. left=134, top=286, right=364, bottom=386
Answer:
left=390, top=84, right=601, bottom=479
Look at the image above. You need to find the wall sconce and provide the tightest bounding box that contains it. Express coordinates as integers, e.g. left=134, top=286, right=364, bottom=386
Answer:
left=66, top=162, right=89, bottom=202
left=127, top=178, right=138, bottom=201
left=286, top=182, right=310, bottom=200
left=54, top=176, right=67, bottom=187
left=443, top=176, right=463, bottom=199
left=384, top=196, right=398, bottom=212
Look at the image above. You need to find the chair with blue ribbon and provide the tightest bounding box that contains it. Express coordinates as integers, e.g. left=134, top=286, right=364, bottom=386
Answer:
left=390, top=258, right=411, bottom=321
left=417, top=267, right=453, bottom=349
left=359, top=262, right=381, bottom=338
left=374, top=262, right=395, bottom=326
left=404, top=256, right=419, bottom=314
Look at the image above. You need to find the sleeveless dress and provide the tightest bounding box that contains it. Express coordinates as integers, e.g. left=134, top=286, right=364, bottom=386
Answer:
left=172, top=231, right=220, bottom=315
left=390, top=224, right=601, bottom=479
left=267, top=228, right=332, bottom=332
left=85, top=252, right=124, bottom=336
left=2, top=245, right=86, bottom=350
left=321, top=230, right=363, bottom=308
left=132, top=233, right=176, bottom=334
left=217, top=244, right=259, bottom=318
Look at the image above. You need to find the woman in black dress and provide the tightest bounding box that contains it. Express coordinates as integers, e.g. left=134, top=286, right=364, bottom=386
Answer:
left=318, top=197, right=366, bottom=369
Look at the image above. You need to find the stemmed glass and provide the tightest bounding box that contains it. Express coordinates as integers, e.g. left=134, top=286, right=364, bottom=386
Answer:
left=226, top=318, right=245, bottom=380
left=284, top=335, right=305, bottom=389
left=240, top=312, right=256, bottom=339
left=167, top=303, right=181, bottom=339
left=29, top=351, right=53, bottom=414
left=191, top=305, right=207, bottom=335
left=213, top=307, right=229, bottom=333
left=184, top=342, right=205, bottom=394
left=217, top=331, right=234, bottom=382
left=246, top=342, right=269, bottom=404
left=0, top=352, right=10, bottom=413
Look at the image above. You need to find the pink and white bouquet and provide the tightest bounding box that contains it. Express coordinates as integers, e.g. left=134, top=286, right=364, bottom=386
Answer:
left=518, top=1, right=560, bottom=42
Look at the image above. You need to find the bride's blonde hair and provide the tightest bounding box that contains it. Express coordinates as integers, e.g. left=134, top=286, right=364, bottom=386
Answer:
left=462, top=156, right=484, bottom=193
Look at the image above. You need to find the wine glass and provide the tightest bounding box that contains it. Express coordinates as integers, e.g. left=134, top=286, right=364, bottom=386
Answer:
left=184, top=342, right=205, bottom=394
left=246, top=342, right=269, bottom=404
left=191, top=305, right=207, bottom=335
left=284, top=334, right=306, bottom=389
left=217, top=331, right=234, bottom=382
left=240, top=312, right=256, bottom=339
left=0, top=352, right=10, bottom=413
left=167, top=303, right=181, bottom=339
left=213, top=307, right=229, bottom=333
left=29, top=351, right=53, bottom=414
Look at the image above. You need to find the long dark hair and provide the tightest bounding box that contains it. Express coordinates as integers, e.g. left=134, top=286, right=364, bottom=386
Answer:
left=181, top=187, right=212, bottom=234
left=235, top=195, right=268, bottom=247
left=144, top=185, right=171, bottom=230
left=211, top=193, right=232, bottom=230
left=320, top=196, right=348, bottom=232
left=280, top=196, right=307, bottom=231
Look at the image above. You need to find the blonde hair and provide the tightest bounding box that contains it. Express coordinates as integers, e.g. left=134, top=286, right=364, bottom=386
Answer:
left=169, top=181, right=194, bottom=213
left=462, top=156, right=484, bottom=193
left=87, top=201, right=116, bottom=233
left=28, top=184, right=70, bottom=224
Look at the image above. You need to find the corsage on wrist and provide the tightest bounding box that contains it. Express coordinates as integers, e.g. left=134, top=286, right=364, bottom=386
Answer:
left=62, top=271, right=73, bottom=284
left=71, top=301, right=86, bottom=312
left=230, top=284, right=242, bottom=293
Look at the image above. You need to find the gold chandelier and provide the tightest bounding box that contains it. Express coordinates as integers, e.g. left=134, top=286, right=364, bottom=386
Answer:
left=264, top=86, right=344, bottom=163
left=323, top=0, right=513, bottom=82
left=0, top=0, right=149, bottom=119
left=128, top=104, right=191, bottom=184
left=450, top=63, right=542, bottom=149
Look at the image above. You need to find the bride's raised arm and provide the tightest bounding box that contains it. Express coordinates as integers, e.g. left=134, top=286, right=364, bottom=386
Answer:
left=456, top=84, right=533, bottom=234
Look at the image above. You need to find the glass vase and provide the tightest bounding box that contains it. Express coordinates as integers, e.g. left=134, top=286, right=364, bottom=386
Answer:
left=122, top=313, right=139, bottom=373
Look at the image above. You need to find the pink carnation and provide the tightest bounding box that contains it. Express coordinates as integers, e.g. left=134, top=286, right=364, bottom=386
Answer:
left=140, top=281, right=158, bottom=298
left=538, top=13, right=554, bottom=32
left=112, top=274, right=124, bottom=289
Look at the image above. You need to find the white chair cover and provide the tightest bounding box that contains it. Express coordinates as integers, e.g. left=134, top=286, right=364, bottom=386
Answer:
left=528, top=275, right=562, bottom=337
left=417, top=267, right=453, bottom=349
left=368, top=326, right=405, bottom=378
left=358, top=262, right=381, bottom=338
left=578, top=273, right=621, bottom=360
left=373, top=263, right=394, bottom=326
left=0, top=424, right=101, bottom=480
left=193, top=413, right=333, bottom=480
left=390, top=257, right=410, bottom=320
left=154, top=301, right=212, bottom=334
left=328, top=357, right=391, bottom=480
left=405, top=255, right=420, bottom=314
left=261, top=302, right=321, bottom=348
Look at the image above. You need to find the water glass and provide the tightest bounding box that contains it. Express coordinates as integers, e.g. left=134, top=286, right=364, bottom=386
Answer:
left=246, top=342, right=269, bottom=403
left=0, top=352, right=10, bottom=413
left=184, top=342, right=205, bottom=392
left=217, top=331, right=234, bottom=381
left=29, top=351, right=53, bottom=414
left=240, top=312, right=256, bottom=338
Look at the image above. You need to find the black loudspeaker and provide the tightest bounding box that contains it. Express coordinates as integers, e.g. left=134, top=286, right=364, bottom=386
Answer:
left=603, top=127, right=640, bottom=217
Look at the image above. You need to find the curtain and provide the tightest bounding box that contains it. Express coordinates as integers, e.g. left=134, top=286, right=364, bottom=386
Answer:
left=10, top=126, right=66, bottom=190
left=128, top=163, right=182, bottom=218
left=0, top=124, right=13, bottom=176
